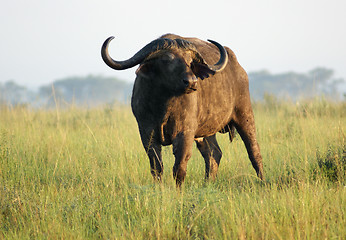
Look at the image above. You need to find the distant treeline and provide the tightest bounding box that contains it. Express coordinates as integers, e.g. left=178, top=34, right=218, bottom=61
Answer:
left=0, top=67, right=345, bottom=108
left=0, top=75, right=133, bottom=108
left=249, top=67, right=344, bottom=100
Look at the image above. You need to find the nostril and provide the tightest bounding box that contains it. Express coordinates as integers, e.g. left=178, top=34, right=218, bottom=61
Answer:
left=183, top=79, right=189, bottom=86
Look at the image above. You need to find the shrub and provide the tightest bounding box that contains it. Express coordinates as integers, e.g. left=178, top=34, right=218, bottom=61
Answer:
left=314, top=144, right=345, bottom=183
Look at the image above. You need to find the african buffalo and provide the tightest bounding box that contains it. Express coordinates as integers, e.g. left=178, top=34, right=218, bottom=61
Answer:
left=101, top=34, right=264, bottom=186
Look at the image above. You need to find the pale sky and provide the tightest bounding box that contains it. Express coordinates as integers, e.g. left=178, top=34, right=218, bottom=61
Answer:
left=1, top=0, right=346, bottom=89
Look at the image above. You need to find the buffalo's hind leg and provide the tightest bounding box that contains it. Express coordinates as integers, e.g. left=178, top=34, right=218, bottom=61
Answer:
left=234, top=107, right=265, bottom=180
left=139, top=128, right=163, bottom=182
left=195, top=135, right=222, bottom=180
left=147, top=143, right=163, bottom=182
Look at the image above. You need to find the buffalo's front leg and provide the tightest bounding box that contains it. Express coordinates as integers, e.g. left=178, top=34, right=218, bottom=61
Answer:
left=172, top=132, right=194, bottom=187
left=139, top=128, right=163, bottom=182
left=195, top=135, right=222, bottom=180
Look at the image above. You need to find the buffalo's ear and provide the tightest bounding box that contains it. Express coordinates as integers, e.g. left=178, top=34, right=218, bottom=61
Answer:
left=191, top=62, right=215, bottom=80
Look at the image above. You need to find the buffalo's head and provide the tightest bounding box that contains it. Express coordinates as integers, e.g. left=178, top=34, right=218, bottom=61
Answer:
left=101, top=36, right=228, bottom=93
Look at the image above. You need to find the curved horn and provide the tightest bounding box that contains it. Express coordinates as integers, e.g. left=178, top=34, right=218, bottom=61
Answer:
left=101, top=36, right=180, bottom=70
left=101, top=36, right=228, bottom=72
left=206, top=39, right=228, bottom=72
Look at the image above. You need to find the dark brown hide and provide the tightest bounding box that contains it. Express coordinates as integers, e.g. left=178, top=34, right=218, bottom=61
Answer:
left=101, top=34, right=264, bottom=186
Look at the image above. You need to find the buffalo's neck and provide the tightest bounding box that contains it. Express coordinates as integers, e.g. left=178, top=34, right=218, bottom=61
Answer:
left=131, top=80, right=178, bottom=124
left=131, top=79, right=198, bottom=144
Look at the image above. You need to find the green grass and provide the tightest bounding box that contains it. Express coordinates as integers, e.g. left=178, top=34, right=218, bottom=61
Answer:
left=0, top=99, right=345, bottom=239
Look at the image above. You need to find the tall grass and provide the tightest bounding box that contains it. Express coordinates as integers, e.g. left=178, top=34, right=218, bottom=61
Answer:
left=0, top=99, right=345, bottom=239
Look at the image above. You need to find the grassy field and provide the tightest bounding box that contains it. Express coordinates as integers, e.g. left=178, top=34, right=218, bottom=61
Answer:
left=0, top=98, right=345, bottom=239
